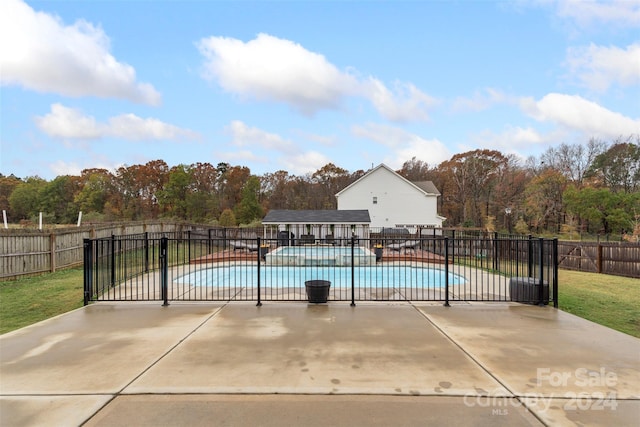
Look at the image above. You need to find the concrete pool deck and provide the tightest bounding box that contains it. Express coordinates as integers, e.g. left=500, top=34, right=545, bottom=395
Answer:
left=1, top=302, right=638, bottom=426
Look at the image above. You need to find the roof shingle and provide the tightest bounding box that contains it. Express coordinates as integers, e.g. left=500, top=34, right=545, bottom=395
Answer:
left=262, top=209, right=370, bottom=224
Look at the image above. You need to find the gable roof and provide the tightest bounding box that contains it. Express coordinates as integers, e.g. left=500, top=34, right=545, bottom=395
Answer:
left=412, top=181, right=441, bottom=196
left=262, top=209, right=371, bottom=224
left=335, top=163, right=439, bottom=197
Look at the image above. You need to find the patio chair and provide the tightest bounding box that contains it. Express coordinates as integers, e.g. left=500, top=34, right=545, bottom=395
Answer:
left=387, top=240, right=419, bottom=253
left=300, top=234, right=316, bottom=245
left=230, top=240, right=259, bottom=252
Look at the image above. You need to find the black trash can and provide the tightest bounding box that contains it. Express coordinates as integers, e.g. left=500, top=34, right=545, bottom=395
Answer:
left=305, top=280, right=331, bottom=303
left=509, top=277, right=549, bottom=305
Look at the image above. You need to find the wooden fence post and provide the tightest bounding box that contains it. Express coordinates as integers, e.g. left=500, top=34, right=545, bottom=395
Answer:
left=597, top=243, right=603, bottom=274
left=50, top=233, right=56, bottom=273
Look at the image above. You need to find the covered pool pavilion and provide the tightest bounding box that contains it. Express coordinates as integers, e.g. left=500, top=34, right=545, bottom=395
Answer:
left=261, top=209, right=371, bottom=245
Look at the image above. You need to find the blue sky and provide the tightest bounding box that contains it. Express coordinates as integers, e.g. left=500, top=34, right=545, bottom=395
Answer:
left=1, top=0, right=639, bottom=180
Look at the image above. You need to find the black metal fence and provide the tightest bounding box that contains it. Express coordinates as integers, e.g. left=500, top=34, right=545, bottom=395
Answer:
left=84, top=233, right=558, bottom=307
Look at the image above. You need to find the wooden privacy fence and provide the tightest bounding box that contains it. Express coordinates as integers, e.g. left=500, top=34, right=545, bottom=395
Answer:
left=557, top=241, right=640, bottom=278
left=0, top=222, right=226, bottom=280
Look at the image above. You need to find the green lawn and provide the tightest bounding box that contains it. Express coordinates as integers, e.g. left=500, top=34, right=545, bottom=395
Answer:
left=1, top=267, right=639, bottom=338
left=558, top=270, right=640, bottom=338
left=0, top=268, right=84, bottom=334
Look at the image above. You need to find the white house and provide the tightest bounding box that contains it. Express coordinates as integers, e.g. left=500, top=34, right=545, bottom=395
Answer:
left=335, top=163, right=445, bottom=231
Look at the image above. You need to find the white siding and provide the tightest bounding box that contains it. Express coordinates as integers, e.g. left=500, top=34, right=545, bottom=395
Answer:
left=337, top=165, right=442, bottom=229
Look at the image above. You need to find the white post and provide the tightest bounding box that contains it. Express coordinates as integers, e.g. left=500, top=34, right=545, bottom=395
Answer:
left=39, top=212, right=43, bottom=230
left=2, top=210, right=7, bottom=229
left=77, top=211, right=82, bottom=227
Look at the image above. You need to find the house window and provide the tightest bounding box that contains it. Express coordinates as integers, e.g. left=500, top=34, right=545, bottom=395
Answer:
left=373, top=196, right=377, bottom=204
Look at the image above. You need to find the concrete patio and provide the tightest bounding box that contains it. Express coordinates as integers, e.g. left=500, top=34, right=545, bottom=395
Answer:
left=1, top=302, right=638, bottom=426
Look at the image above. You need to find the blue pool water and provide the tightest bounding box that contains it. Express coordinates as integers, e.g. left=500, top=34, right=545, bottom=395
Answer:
left=177, top=266, right=465, bottom=288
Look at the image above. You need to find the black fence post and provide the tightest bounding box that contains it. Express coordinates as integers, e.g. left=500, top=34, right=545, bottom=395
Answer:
left=256, top=237, right=262, bottom=306
left=350, top=236, right=356, bottom=307
left=528, top=234, right=533, bottom=277
left=450, top=229, right=455, bottom=268
left=110, top=234, right=116, bottom=287
left=160, top=237, right=169, bottom=306
left=553, top=238, right=558, bottom=308
left=144, top=231, right=149, bottom=272
left=538, top=237, right=545, bottom=306
left=83, top=238, right=93, bottom=305
left=493, top=231, right=499, bottom=272
left=187, top=230, right=191, bottom=263
left=444, top=237, right=450, bottom=307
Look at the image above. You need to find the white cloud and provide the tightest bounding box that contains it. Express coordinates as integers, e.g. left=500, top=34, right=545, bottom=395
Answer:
left=35, top=104, right=199, bottom=141
left=49, top=160, right=83, bottom=177
left=363, top=78, right=438, bottom=122
left=351, top=123, right=451, bottom=168
left=197, top=33, right=436, bottom=122
left=0, top=0, right=161, bottom=105
left=35, top=104, right=103, bottom=139
left=554, top=0, right=640, bottom=28
left=220, top=120, right=332, bottom=174
left=226, top=120, right=296, bottom=152
left=564, top=43, right=640, bottom=92
left=470, top=126, right=558, bottom=155
left=107, top=115, right=199, bottom=141
left=198, top=33, right=356, bottom=115
left=281, top=151, right=333, bottom=175
left=450, top=88, right=512, bottom=112
left=521, top=93, right=640, bottom=138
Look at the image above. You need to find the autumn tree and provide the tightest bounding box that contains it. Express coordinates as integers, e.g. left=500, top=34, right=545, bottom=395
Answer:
left=218, top=208, right=236, bottom=226
left=159, top=165, right=191, bottom=219
left=8, top=176, right=47, bottom=221
left=540, top=139, right=606, bottom=188
left=523, top=169, right=567, bottom=233
left=261, top=170, right=294, bottom=210
left=397, top=157, right=435, bottom=182
left=588, top=136, right=640, bottom=193
left=491, top=155, right=531, bottom=231
left=437, top=149, right=508, bottom=226
left=0, top=174, right=22, bottom=213
left=310, top=163, right=351, bottom=209
left=235, top=176, right=264, bottom=224
left=113, top=160, right=169, bottom=219
left=188, top=162, right=220, bottom=220
left=218, top=164, right=250, bottom=212
left=74, top=168, right=112, bottom=219
left=39, top=175, right=81, bottom=223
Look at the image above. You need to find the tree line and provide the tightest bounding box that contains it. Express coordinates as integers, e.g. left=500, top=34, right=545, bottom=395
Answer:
left=1, top=135, right=639, bottom=239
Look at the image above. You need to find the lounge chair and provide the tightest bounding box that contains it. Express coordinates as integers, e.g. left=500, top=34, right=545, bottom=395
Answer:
left=299, top=234, right=315, bottom=245
left=387, top=240, right=419, bottom=253
left=230, top=240, right=259, bottom=252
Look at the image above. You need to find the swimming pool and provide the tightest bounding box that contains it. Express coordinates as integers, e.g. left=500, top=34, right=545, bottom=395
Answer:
left=176, top=265, right=465, bottom=289
left=265, top=246, right=376, bottom=266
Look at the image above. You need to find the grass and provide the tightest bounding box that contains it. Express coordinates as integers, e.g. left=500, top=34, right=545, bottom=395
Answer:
left=558, top=270, right=640, bottom=338
left=1, top=267, right=638, bottom=338
left=0, top=268, right=84, bottom=334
